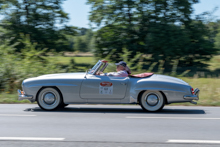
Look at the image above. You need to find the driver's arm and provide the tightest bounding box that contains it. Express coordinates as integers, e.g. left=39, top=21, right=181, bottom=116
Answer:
left=96, top=71, right=104, bottom=75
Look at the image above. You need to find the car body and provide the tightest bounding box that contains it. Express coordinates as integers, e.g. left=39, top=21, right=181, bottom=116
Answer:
left=18, top=60, right=200, bottom=111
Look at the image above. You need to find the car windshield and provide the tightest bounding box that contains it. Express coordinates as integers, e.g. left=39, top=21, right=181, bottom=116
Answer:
left=88, top=60, right=102, bottom=74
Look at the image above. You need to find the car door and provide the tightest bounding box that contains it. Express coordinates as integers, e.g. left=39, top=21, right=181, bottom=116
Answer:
left=80, top=74, right=129, bottom=99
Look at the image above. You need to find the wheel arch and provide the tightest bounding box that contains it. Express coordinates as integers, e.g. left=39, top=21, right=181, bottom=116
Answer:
left=36, top=86, right=64, bottom=103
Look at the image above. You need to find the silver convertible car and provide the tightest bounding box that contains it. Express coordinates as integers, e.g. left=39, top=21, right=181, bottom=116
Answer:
left=18, top=60, right=200, bottom=111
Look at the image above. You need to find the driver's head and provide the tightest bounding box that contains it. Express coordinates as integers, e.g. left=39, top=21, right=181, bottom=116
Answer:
left=115, top=61, right=127, bottom=72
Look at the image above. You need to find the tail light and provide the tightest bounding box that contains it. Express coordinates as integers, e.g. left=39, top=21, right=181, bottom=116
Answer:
left=191, top=88, right=194, bottom=95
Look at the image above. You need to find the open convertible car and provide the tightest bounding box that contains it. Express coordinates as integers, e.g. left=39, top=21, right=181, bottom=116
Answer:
left=18, top=60, right=200, bottom=111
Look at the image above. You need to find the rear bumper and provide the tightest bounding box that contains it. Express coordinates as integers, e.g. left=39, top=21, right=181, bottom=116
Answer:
left=183, top=88, right=200, bottom=103
left=18, top=89, right=34, bottom=102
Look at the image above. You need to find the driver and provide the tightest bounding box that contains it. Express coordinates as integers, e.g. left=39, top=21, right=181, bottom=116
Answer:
left=97, top=61, right=131, bottom=77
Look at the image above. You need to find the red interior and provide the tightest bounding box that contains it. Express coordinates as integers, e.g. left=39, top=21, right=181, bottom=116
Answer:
left=130, top=73, right=154, bottom=78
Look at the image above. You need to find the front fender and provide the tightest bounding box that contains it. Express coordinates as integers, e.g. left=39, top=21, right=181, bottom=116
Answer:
left=22, top=78, right=84, bottom=103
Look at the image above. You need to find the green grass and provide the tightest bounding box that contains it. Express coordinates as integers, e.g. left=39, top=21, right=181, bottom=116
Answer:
left=0, top=93, right=32, bottom=103
left=169, top=77, right=220, bottom=106
left=49, top=56, right=95, bottom=65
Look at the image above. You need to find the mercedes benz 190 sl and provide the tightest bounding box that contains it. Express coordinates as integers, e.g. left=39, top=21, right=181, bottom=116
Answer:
left=18, top=60, right=200, bottom=111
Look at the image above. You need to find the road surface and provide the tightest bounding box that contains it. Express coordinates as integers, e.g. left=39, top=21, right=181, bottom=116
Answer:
left=0, top=104, right=219, bottom=147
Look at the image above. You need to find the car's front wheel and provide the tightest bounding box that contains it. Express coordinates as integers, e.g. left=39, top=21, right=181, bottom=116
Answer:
left=139, top=91, right=165, bottom=112
left=37, top=87, right=62, bottom=111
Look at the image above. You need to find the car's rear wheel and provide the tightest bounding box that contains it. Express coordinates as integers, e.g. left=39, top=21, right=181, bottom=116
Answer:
left=37, top=87, right=62, bottom=111
left=139, top=91, right=165, bottom=112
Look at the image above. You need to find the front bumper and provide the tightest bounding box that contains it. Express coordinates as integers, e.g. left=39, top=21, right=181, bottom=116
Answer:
left=183, top=88, right=200, bottom=104
left=18, top=89, right=34, bottom=102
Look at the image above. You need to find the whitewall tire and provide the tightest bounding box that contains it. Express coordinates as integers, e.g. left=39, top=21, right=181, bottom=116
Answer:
left=37, top=88, right=62, bottom=110
left=139, top=91, right=165, bottom=112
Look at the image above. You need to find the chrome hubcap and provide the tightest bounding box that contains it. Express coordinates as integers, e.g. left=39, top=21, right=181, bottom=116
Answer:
left=43, top=93, right=56, bottom=105
left=146, top=94, right=159, bottom=106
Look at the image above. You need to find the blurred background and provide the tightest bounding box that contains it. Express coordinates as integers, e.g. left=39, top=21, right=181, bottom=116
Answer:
left=0, top=0, right=220, bottom=105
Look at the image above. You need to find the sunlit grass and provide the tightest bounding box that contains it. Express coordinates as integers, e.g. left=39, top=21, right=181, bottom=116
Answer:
left=0, top=93, right=31, bottom=103
left=169, top=77, right=220, bottom=106
left=49, top=56, right=95, bottom=65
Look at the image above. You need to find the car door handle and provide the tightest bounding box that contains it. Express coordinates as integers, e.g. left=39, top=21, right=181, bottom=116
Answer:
left=121, top=83, right=126, bottom=85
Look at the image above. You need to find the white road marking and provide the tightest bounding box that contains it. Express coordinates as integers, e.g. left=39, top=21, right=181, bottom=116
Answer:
left=126, top=116, right=220, bottom=120
left=0, top=114, right=36, bottom=117
left=167, top=140, right=220, bottom=144
left=0, top=137, right=65, bottom=141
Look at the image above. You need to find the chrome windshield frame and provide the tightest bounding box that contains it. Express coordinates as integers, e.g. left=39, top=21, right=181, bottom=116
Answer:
left=88, top=60, right=102, bottom=75
left=88, top=60, right=108, bottom=75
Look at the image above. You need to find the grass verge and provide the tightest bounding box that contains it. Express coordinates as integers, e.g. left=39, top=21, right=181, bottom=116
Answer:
left=49, top=56, right=95, bottom=65
left=169, top=77, right=220, bottom=106
left=0, top=93, right=31, bottom=104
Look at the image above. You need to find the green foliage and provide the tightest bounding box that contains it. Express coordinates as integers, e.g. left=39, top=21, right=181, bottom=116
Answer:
left=0, top=0, right=76, bottom=52
left=0, top=38, right=18, bottom=93
left=87, top=0, right=218, bottom=68
left=74, top=37, right=87, bottom=52
left=85, top=29, right=95, bottom=51
left=158, top=60, right=165, bottom=74
left=212, top=20, right=220, bottom=52
left=73, top=29, right=95, bottom=52
left=0, top=34, right=61, bottom=93
left=66, top=59, right=76, bottom=72
left=104, top=48, right=142, bottom=72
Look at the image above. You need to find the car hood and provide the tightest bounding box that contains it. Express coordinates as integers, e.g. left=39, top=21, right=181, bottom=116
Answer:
left=23, top=72, right=86, bottom=83
left=36, top=72, right=86, bottom=79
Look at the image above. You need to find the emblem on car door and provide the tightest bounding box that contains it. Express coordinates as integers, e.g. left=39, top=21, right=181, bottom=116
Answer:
left=100, top=82, right=113, bottom=87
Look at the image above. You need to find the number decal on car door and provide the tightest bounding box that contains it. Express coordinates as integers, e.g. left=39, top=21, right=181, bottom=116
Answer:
left=99, top=82, right=113, bottom=95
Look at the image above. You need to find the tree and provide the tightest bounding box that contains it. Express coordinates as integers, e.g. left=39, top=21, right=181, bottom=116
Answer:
left=72, top=28, right=94, bottom=52
left=210, top=20, right=220, bottom=52
left=74, top=37, right=87, bottom=52
left=87, top=0, right=218, bottom=67
left=85, top=29, right=94, bottom=51
left=0, top=0, right=75, bottom=52
left=215, top=31, right=220, bottom=52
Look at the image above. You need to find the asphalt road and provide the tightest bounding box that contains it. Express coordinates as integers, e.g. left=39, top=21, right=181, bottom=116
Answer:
left=0, top=104, right=220, bottom=147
